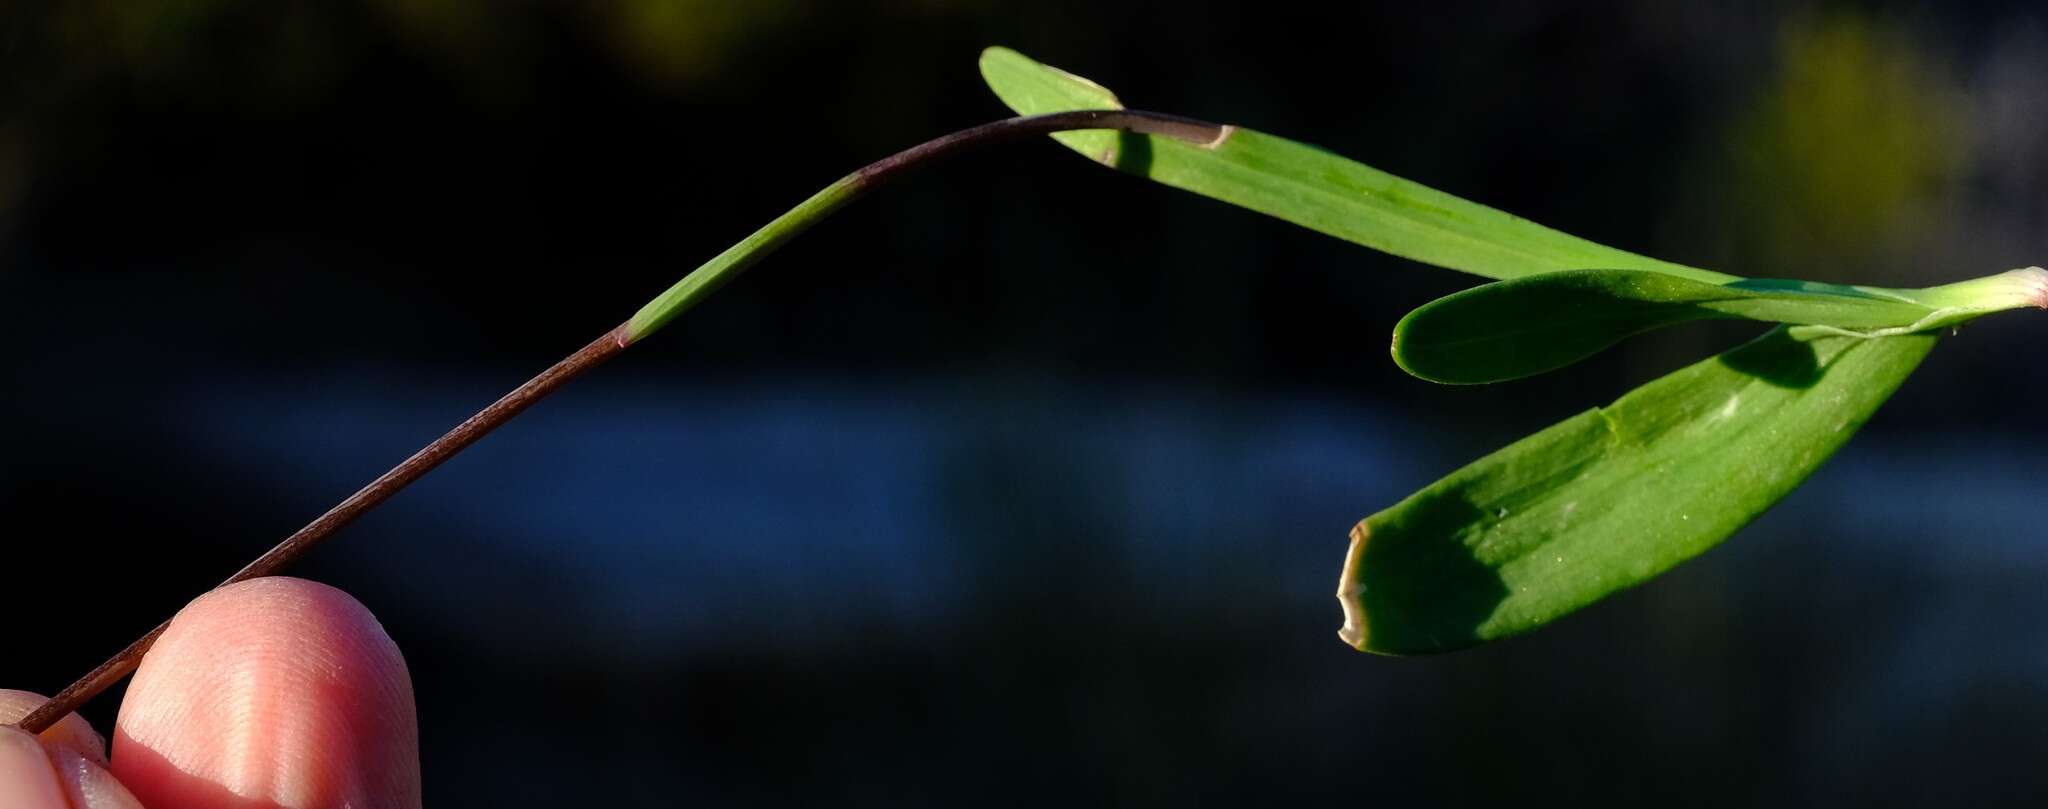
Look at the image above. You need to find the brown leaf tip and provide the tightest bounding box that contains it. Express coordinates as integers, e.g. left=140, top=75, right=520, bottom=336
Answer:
left=1199, top=124, right=1237, bottom=150
left=1336, top=521, right=1371, bottom=651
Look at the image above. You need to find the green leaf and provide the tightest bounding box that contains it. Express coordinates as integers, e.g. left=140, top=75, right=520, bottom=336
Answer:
left=1337, top=327, right=1936, bottom=655
left=978, top=47, right=2042, bottom=658
left=1391, top=269, right=1937, bottom=384
left=1391, top=267, right=2048, bottom=384
left=1891, top=265, right=2048, bottom=319
left=625, top=178, right=860, bottom=343
left=971, top=47, right=1124, bottom=164
left=979, top=46, right=1734, bottom=285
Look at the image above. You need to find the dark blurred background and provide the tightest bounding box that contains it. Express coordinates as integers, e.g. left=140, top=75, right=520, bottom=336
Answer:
left=5, top=1, right=2048, bottom=805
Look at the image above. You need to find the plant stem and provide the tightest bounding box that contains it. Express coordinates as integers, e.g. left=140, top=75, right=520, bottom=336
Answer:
left=15, top=328, right=626, bottom=735
left=1894, top=266, right=2048, bottom=313
left=13, top=108, right=1225, bottom=735
left=622, top=109, right=1224, bottom=342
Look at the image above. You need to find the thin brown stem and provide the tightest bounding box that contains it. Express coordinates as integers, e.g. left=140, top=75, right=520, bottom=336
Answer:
left=14, top=108, right=1226, bottom=734
left=15, top=328, right=627, bottom=733
left=850, top=109, right=1226, bottom=189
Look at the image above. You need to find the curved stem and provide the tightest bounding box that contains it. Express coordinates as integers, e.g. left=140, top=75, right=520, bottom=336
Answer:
left=622, top=109, right=1225, bottom=342
left=13, top=109, right=1227, bottom=734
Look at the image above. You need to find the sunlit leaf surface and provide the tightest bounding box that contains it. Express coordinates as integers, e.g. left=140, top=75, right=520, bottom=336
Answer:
left=1341, top=328, right=1936, bottom=654
left=979, top=47, right=2029, bottom=655
left=980, top=47, right=1732, bottom=285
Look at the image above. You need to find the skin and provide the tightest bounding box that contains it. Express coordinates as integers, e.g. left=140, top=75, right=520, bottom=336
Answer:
left=0, top=578, right=421, bottom=808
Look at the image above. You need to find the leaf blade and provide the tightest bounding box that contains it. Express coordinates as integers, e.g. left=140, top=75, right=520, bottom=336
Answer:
left=1392, top=269, right=1938, bottom=384
left=1339, top=327, right=1937, bottom=654
left=979, top=47, right=1734, bottom=284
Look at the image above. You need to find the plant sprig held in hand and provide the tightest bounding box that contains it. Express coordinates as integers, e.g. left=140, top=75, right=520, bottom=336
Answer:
left=18, top=48, right=2046, bottom=735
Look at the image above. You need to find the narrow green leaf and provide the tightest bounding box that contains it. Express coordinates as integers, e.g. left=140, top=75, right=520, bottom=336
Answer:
left=1392, top=269, right=1936, bottom=384
left=1338, top=328, right=1936, bottom=655
left=625, top=177, right=862, bottom=343
left=979, top=47, right=1734, bottom=285
left=1393, top=267, right=2048, bottom=384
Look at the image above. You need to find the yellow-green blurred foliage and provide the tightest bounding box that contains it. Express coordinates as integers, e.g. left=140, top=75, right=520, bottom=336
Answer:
left=598, top=0, right=797, bottom=89
left=33, top=1, right=810, bottom=97
left=0, top=0, right=821, bottom=234
left=1713, top=13, right=1964, bottom=284
left=45, top=0, right=342, bottom=92
left=51, top=0, right=240, bottom=76
left=366, top=0, right=798, bottom=94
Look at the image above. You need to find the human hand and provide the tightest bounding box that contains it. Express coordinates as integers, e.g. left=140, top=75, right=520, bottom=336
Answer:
left=1, top=578, right=421, bottom=808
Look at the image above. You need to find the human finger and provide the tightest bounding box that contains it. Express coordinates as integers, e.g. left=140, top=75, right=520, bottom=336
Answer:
left=0, top=724, right=144, bottom=809
left=111, top=578, right=420, bottom=809
left=0, top=689, right=107, bottom=764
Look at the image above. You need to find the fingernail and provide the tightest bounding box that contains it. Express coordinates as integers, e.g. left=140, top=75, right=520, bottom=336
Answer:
left=0, top=727, right=68, bottom=809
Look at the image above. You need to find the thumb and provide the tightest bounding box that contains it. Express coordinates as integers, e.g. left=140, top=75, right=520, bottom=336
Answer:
left=0, top=693, right=145, bottom=809
left=111, top=577, right=420, bottom=809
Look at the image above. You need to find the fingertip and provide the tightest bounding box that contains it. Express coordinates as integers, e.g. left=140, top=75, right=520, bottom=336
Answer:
left=113, top=577, right=420, bottom=809
left=0, top=689, right=109, bottom=765
left=0, top=694, right=136, bottom=807
left=0, top=726, right=67, bottom=809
